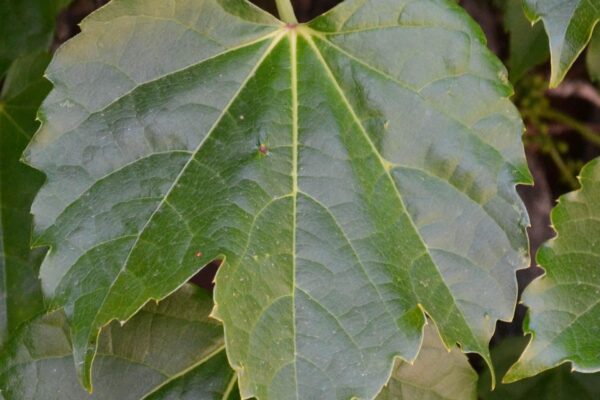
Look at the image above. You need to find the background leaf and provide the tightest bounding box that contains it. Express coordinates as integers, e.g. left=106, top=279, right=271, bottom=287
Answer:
left=0, top=52, right=52, bottom=344
left=376, top=323, right=477, bottom=400
left=505, top=157, right=600, bottom=381
left=480, top=336, right=600, bottom=399
left=524, top=0, right=600, bottom=87
left=496, top=0, right=549, bottom=83
left=142, top=354, right=240, bottom=400
left=24, top=0, right=531, bottom=397
left=0, top=284, right=235, bottom=400
left=0, top=0, right=70, bottom=77
left=142, top=322, right=479, bottom=400
left=586, top=28, right=600, bottom=82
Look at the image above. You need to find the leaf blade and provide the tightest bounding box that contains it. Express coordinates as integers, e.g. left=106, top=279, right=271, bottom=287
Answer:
left=496, top=0, right=549, bottom=82
left=524, top=0, right=600, bottom=87
left=25, top=0, right=531, bottom=397
left=377, top=324, right=477, bottom=400
left=0, top=284, right=234, bottom=400
left=506, top=158, right=600, bottom=381
left=481, top=336, right=600, bottom=399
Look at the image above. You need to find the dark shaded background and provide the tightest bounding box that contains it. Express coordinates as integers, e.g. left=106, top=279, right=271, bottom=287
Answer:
left=51, top=0, right=600, bottom=381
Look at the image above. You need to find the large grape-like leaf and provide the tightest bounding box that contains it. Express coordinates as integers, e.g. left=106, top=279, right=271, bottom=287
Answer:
left=24, top=0, right=531, bottom=396
left=0, top=0, right=70, bottom=77
left=0, top=52, right=51, bottom=344
left=0, top=284, right=235, bottom=400
left=523, top=0, right=600, bottom=87
left=376, top=323, right=477, bottom=400
left=480, top=336, right=600, bottom=399
left=505, top=158, right=600, bottom=382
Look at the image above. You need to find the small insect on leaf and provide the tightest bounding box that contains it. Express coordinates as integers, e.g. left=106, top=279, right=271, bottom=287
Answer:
left=259, top=143, right=268, bottom=155
left=195, top=251, right=203, bottom=258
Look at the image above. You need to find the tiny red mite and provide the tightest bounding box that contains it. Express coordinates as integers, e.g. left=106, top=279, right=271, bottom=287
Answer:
left=259, top=144, right=268, bottom=155
left=195, top=251, right=203, bottom=258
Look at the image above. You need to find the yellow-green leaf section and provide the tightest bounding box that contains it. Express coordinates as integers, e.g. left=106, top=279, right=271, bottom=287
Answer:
left=24, top=0, right=531, bottom=397
left=376, top=323, right=477, bottom=400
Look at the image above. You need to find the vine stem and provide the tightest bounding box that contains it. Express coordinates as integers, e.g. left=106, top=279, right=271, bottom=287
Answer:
left=275, top=0, right=298, bottom=24
left=540, top=108, right=600, bottom=148
left=527, top=113, right=579, bottom=189
left=547, top=140, right=579, bottom=189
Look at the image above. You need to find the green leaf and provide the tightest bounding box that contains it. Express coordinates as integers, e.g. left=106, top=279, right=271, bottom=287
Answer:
left=524, top=0, right=600, bottom=87
left=0, top=284, right=236, bottom=400
left=143, top=355, right=241, bottom=400
left=376, top=323, right=477, bottom=400
left=146, top=322, right=477, bottom=400
left=0, top=0, right=70, bottom=77
left=586, top=28, right=600, bottom=81
left=480, top=336, right=600, bottom=399
left=0, top=52, right=52, bottom=344
left=497, top=0, right=549, bottom=82
left=505, top=158, right=600, bottom=382
left=24, top=0, right=531, bottom=396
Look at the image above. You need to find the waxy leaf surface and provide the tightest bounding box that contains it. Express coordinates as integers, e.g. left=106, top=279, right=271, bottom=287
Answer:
left=524, top=0, right=600, bottom=86
left=25, top=0, right=531, bottom=397
left=0, top=52, right=51, bottom=344
left=0, top=284, right=235, bottom=400
left=506, top=158, right=600, bottom=381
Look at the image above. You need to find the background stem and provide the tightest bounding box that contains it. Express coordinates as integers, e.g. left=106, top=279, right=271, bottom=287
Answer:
left=275, top=0, right=298, bottom=23
left=547, top=141, right=579, bottom=189
left=541, top=108, right=600, bottom=148
left=527, top=113, right=579, bottom=189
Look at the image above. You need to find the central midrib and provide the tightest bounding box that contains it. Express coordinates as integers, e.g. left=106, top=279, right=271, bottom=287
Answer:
left=289, top=28, right=300, bottom=400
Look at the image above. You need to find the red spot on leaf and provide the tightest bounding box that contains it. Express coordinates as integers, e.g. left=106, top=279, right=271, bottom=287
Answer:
left=259, top=144, right=268, bottom=155
left=195, top=251, right=203, bottom=258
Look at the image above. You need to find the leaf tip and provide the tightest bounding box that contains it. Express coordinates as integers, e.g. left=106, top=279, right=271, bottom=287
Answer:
left=501, top=367, right=521, bottom=384
left=209, top=305, right=222, bottom=322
